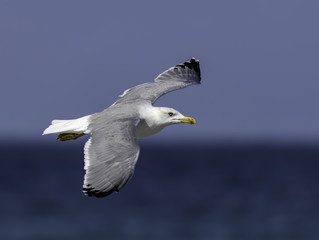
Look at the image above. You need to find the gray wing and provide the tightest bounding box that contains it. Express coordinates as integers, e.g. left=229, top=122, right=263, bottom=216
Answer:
left=83, top=116, right=140, bottom=198
left=114, top=58, right=201, bottom=105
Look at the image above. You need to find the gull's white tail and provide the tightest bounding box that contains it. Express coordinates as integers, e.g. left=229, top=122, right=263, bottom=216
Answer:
left=43, top=115, right=91, bottom=135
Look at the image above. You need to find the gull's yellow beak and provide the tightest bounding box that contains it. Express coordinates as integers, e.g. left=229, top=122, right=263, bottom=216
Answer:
left=179, top=116, right=196, bottom=124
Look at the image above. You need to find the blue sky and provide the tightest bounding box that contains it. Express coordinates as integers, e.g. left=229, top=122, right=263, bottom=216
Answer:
left=1, top=0, right=319, bottom=142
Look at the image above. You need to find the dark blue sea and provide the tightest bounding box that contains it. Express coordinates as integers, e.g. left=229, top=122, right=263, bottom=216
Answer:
left=1, top=140, right=319, bottom=240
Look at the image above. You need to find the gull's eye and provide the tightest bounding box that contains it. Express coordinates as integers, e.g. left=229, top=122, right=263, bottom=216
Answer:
left=168, top=112, right=174, bottom=117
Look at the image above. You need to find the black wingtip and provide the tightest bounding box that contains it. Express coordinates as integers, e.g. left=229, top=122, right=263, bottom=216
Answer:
left=176, top=58, right=201, bottom=80
left=83, top=185, right=118, bottom=198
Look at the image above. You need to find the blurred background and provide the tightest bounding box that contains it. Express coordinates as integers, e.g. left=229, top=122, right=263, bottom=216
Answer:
left=1, top=0, right=319, bottom=239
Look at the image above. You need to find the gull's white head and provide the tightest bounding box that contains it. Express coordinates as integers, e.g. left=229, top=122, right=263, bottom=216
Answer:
left=156, top=107, right=196, bottom=125
left=136, top=106, right=196, bottom=139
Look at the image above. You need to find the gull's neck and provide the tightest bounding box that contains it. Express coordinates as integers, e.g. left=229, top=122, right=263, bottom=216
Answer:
left=136, top=105, right=167, bottom=139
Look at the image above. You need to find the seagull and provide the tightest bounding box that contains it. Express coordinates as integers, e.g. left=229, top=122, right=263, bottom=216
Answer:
left=43, top=58, right=201, bottom=197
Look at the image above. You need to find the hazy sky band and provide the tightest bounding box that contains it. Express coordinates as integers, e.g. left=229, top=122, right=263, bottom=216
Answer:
left=1, top=1, right=318, bottom=142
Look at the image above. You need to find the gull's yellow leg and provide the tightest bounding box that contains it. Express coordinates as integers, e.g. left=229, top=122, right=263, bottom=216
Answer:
left=57, top=133, right=85, bottom=142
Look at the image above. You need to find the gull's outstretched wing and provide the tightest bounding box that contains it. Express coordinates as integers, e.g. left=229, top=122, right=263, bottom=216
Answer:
left=83, top=115, right=140, bottom=198
left=114, top=58, right=201, bottom=105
